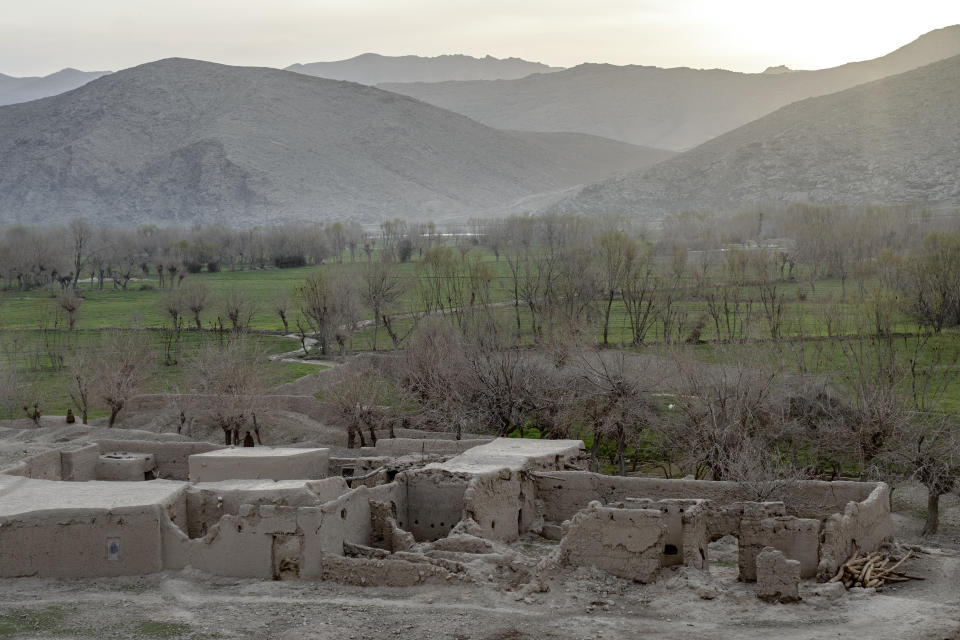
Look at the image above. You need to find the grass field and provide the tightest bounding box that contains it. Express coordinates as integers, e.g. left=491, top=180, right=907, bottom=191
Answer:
left=0, top=331, right=316, bottom=418
left=4, top=250, right=960, bottom=416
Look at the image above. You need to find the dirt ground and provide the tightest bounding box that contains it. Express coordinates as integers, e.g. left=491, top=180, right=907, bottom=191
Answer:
left=1, top=507, right=958, bottom=640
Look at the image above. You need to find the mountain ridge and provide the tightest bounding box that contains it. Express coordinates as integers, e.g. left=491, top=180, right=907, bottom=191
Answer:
left=550, top=54, right=960, bottom=219
left=0, top=68, right=110, bottom=106
left=380, top=25, right=960, bottom=151
left=0, top=58, right=672, bottom=227
left=287, top=53, right=562, bottom=85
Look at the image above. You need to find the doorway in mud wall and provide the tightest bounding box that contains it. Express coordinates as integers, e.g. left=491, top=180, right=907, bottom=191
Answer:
left=272, top=534, right=304, bottom=580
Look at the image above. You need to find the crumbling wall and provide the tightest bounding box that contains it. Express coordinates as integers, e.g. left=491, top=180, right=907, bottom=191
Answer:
left=461, top=470, right=537, bottom=542
left=93, top=439, right=223, bottom=480
left=532, top=472, right=889, bottom=533
left=556, top=502, right=667, bottom=583
left=533, top=473, right=745, bottom=523
left=60, top=444, right=99, bottom=481
left=778, top=481, right=876, bottom=520
left=818, top=482, right=893, bottom=580
left=1, top=449, right=63, bottom=480
left=183, top=505, right=301, bottom=578
left=319, top=554, right=460, bottom=586
left=401, top=469, right=469, bottom=541
left=297, top=484, right=384, bottom=578
left=705, top=502, right=788, bottom=539
left=185, top=477, right=350, bottom=538
left=369, top=500, right=415, bottom=552
left=756, top=547, right=801, bottom=603
left=738, top=516, right=821, bottom=580
left=95, top=453, right=157, bottom=481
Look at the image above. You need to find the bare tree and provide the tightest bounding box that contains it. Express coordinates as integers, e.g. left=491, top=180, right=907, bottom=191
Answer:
left=181, top=280, right=211, bottom=329
left=323, top=362, right=397, bottom=448
left=271, top=291, right=291, bottom=333
left=65, top=346, right=94, bottom=424
left=595, top=231, right=636, bottom=346
left=298, top=271, right=359, bottom=355
left=91, top=331, right=154, bottom=427
left=570, top=350, right=658, bottom=475
left=361, top=260, right=406, bottom=350
left=882, top=415, right=960, bottom=535
left=220, top=288, right=257, bottom=332
left=69, top=219, right=91, bottom=289
left=56, top=288, right=82, bottom=330
left=657, top=347, right=789, bottom=481
left=188, top=336, right=268, bottom=445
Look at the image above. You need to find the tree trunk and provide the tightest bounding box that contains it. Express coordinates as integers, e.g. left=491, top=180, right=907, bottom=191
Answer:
left=922, top=492, right=940, bottom=536
left=588, top=432, right=600, bottom=472
left=617, top=431, right=626, bottom=476
left=108, top=404, right=122, bottom=427
left=603, top=289, right=614, bottom=346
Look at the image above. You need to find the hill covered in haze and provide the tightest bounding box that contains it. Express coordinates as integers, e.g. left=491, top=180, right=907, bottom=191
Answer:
left=0, top=59, right=672, bottom=227
left=287, top=53, right=561, bottom=85
left=551, top=54, right=960, bottom=219
left=382, top=25, right=960, bottom=150
left=0, top=68, right=110, bottom=106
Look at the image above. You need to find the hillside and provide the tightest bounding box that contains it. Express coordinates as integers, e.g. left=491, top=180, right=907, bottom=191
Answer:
left=287, top=53, right=561, bottom=85
left=381, top=25, right=960, bottom=150
left=0, top=68, right=110, bottom=106
left=0, top=58, right=672, bottom=227
left=551, top=55, right=960, bottom=219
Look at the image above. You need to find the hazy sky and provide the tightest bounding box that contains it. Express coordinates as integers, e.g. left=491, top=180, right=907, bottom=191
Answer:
left=1, top=0, right=958, bottom=76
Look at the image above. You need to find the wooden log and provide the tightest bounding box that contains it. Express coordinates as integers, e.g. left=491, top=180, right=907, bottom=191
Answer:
left=875, top=552, right=912, bottom=579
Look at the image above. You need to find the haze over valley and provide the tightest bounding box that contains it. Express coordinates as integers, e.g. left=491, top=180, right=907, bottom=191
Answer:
left=0, top=25, right=958, bottom=226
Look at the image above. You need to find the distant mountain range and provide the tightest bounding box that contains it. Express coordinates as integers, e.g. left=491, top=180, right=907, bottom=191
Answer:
left=382, top=25, right=960, bottom=151
left=551, top=54, right=960, bottom=219
left=286, top=53, right=561, bottom=85
left=0, top=59, right=671, bottom=227
left=0, top=68, right=110, bottom=106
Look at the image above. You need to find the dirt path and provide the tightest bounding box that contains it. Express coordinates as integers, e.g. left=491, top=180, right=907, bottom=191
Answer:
left=268, top=334, right=340, bottom=367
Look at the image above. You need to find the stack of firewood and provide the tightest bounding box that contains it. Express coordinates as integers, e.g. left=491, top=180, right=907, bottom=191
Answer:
left=827, top=551, right=922, bottom=589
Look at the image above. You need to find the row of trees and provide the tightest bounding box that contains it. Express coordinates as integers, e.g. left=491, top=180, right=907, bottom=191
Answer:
left=0, top=329, right=270, bottom=447
left=0, top=217, right=481, bottom=293
left=321, top=315, right=959, bottom=535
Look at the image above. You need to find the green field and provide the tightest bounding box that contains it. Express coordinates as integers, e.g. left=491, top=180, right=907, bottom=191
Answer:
left=4, top=247, right=960, bottom=416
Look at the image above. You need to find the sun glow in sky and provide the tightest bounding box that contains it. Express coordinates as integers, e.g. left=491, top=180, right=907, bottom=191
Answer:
left=1, top=0, right=957, bottom=76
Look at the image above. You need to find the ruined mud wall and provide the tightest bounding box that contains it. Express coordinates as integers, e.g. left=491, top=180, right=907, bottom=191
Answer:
left=532, top=472, right=883, bottom=523
left=60, top=444, right=99, bottom=481
left=162, top=481, right=406, bottom=580
left=94, top=439, right=223, bottom=480
left=557, top=503, right=668, bottom=582
left=185, top=477, right=351, bottom=538
left=461, top=470, right=537, bottom=542
left=400, top=469, right=469, bottom=541
left=738, top=517, right=821, bottom=580
left=817, top=483, right=893, bottom=580
left=1, top=449, right=63, bottom=480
